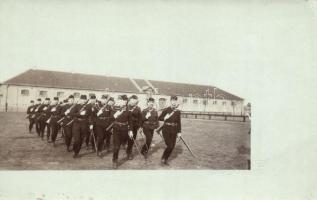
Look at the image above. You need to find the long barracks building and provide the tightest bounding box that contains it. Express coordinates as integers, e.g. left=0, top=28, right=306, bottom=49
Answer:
left=0, top=69, right=244, bottom=114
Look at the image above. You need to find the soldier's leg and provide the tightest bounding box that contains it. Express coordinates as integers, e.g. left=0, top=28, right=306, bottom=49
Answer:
left=164, top=131, right=177, bottom=161
left=72, top=122, right=81, bottom=157
left=96, top=125, right=105, bottom=154
left=104, top=130, right=112, bottom=151
left=29, top=118, right=34, bottom=133
left=90, top=126, right=97, bottom=152
left=141, top=128, right=154, bottom=154
left=51, top=124, right=59, bottom=145
left=40, top=120, right=45, bottom=140
left=126, top=126, right=138, bottom=157
left=46, top=124, right=51, bottom=142
left=36, top=119, right=41, bottom=136
left=64, top=125, right=73, bottom=151
left=85, top=130, right=91, bottom=149
left=78, top=122, right=88, bottom=156
left=161, top=128, right=175, bottom=163
left=112, top=128, right=121, bottom=165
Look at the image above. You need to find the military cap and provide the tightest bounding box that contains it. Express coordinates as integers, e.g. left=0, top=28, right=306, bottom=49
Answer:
left=101, top=94, right=109, bottom=99
left=119, top=94, right=128, bottom=101
left=148, top=97, right=155, bottom=102
left=90, top=95, right=96, bottom=99
left=37, top=98, right=41, bottom=101
left=80, top=94, right=87, bottom=100
left=130, top=95, right=138, bottom=100
left=30, top=100, right=34, bottom=103
left=68, top=95, right=74, bottom=99
left=45, top=97, right=50, bottom=101
left=63, top=99, right=68, bottom=103
left=108, top=97, right=114, bottom=102
left=54, top=97, right=59, bottom=101
left=170, top=95, right=178, bottom=101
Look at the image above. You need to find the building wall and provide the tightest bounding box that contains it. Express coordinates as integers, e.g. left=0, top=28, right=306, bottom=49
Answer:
left=0, top=84, right=244, bottom=115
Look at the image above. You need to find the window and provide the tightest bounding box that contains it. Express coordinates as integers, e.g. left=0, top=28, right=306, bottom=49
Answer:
left=74, top=92, right=80, bottom=98
left=183, top=98, right=188, bottom=103
left=203, top=99, right=207, bottom=105
left=222, top=101, right=226, bottom=105
left=193, top=99, right=198, bottom=104
left=39, top=91, right=47, bottom=97
left=213, top=100, right=217, bottom=105
left=57, top=92, right=64, bottom=97
left=21, top=89, right=29, bottom=96
left=231, top=101, right=236, bottom=106
left=89, top=93, right=96, bottom=98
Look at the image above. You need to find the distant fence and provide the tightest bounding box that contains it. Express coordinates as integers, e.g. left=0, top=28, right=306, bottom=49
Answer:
left=181, top=111, right=249, bottom=122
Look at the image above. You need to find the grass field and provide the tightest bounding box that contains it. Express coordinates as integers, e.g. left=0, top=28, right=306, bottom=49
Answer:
left=0, top=112, right=250, bottom=170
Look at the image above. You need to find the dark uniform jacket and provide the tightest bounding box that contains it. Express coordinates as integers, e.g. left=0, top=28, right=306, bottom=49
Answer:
left=95, top=104, right=115, bottom=127
left=141, top=107, right=159, bottom=130
left=27, top=105, right=35, bottom=115
left=70, top=104, right=92, bottom=124
left=113, top=106, right=133, bottom=131
left=49, top=104, right=62, bottom=124
left=129, top=105, right=142, bottom=128
left=158, top=106, right=181, bottom=133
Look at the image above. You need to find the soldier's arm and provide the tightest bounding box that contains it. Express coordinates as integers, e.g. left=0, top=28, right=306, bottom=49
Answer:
left=177, top=111, right=181, bottom=133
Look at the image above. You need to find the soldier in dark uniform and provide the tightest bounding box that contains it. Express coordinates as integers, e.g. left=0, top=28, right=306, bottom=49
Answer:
left=26, top=100, right=35, bottom=133
left=112, top=94, right=132, bottom=169
left=86, top=95, right=98, bottom=151
left=62, top=95, right=76, bottom=152
left=158, top=95, right=182, bottom=165
left=71, top=95, right=91, bottom=158
left=126, top=95, right=142, bottom=160
left=104, top=97, right=115, bottom=151
left=49, top=97, right=62, bottom=146
left=95, top=95, right=115, bottom=157
left=39, top=98, right=51, bottom=140
left=34, top=98, right=43, bottom=136
left=140, top=97, right=159, bottom=158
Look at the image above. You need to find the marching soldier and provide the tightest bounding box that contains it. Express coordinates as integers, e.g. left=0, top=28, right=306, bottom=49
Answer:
left=94, top=95, right=115, bottom=156
left=39, top=98, right=51, bottom=141
left=126, top=95, right=142, bottom=160
left=62, top=95, right=76, bottom=152
left=140, top=97, right=159, bottom=158
left=112, top=94, right=132, bottom=169
left=26, top=100, right=35, bottom=133
left=34, top=98, right=43, bottom=136
left=86, top=95, right=98, bottom=151
left=104, top=97, right=115, bottom=151
left=49, top=97, right=62, bottom=146
left=158, top=95, right=182, bottom=165
left=71, top=95, right=91, bottom=158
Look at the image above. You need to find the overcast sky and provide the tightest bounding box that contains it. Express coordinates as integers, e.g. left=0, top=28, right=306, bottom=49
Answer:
left=1, top=0, right=317, bottom=103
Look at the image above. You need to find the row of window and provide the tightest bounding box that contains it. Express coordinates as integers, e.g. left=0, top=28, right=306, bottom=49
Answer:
left=182, top=98, right=229, bottom=105
left=20, top=89, right=236, bottom=106
left=20, top=89, right=96, bottom=98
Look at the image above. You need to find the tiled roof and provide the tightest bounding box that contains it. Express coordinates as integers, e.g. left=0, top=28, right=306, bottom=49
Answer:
left=4, top=69, right=140, bottom=93
left=4, top=69, right=243, bottom=101
left=149, top=80, right=243, bottom=100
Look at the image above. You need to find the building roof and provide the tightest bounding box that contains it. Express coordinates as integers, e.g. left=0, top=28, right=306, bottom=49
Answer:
left=4, top=69, right=243, bottom=100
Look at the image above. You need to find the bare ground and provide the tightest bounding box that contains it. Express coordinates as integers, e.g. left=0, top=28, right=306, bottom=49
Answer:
left=0, top=112, right=250, bottom=170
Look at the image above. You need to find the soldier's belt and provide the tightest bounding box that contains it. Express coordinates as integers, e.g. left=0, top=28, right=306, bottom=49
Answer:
left=114, top=121, right=128, bottom=126
left=164, top=122, right=178, bottom=126
left=98, top=117, right=112, bottom=120
left=144, top=121, right=158, bottom=125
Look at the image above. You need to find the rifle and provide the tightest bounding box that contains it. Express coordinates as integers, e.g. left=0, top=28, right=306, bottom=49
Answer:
left=106, top=122, right=114, bottom=132
left=57, top=116, right=65, bottom=124
left=46, top=115, right=53, bottom=124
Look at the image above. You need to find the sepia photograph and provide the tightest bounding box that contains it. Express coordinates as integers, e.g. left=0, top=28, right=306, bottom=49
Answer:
left=1, top=0, right=316, bottom=199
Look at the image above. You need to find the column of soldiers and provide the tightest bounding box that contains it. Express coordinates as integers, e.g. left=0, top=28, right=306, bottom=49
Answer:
left=26, top=94, right=182, bottom=169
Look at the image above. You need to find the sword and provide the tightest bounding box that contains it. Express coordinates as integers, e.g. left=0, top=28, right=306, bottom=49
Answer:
left=131, top=136, right=144, bottom=160
left=179, top=136, right=196, bottom=158
left=89, top=128, right=98, bottom=154
left=66, top=119, right=74, bottom=126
